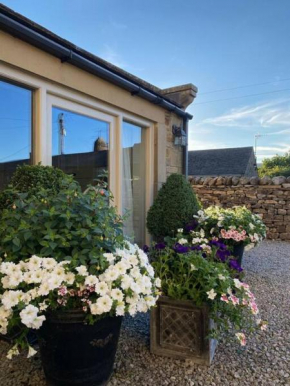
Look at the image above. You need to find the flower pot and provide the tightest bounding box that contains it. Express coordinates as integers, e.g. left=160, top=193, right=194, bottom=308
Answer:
left=37, top=310, right=123, bottom=386
left=150, top=296, right=217, bottom=365
left=232, top=244, right=245, bottom=266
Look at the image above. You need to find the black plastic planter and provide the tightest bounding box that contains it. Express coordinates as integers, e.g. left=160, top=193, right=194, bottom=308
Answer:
left=232, top=244, right=245, bottom=266
left=37, top=310, right=123, bottom=386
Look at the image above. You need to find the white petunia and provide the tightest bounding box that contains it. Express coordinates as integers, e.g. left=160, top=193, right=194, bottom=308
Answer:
left=120, top=275, right=133, bottom=290
left=103, top=253, right=115, bottom=263
left=111, top=288, right=124, bottom=302
left=177, top=228, right=183, bottom=233
left=155, top=277, right=162, bottom=288
left=65, top=272, right=75, bottom=285
left=75, top=266, right=88, bottom=276
left=42, top=258, right=58, bottom=270
left=38, top=282, right=50, bottom=296
left=218, top=274, right=226, bottom=281
left=96, top=295, right=113, bottom=313
left=2, top=290, right=23, bottom=309
left=206, top=289, right=217, bottom=300
left=20, top=304, right=39, bottom=325
left=103, top=268, right=119, bottom=282
left=190, top=264, right=198, bottom=271
left=6, top=344, right=19, bottom=360
left=233, top=279, right=242, bottom=289
left=27, top=345, right=37, bottom=358
left=85, top=275, right=99, bottom=286
left=116, top=302, right=125, bottom=316
left=27, top=256, right=42, bottom=271
left=95, top=281, right=109, bottom=296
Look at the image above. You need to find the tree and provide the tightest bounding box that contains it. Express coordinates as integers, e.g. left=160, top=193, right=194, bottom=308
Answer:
left=259, top=152, right=290, bottom=178
left=146, top=173, right=201, bottom=240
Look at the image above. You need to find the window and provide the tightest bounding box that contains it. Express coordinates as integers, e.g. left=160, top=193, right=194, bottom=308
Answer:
left=122, top=121, right=146, bottom=245
left=51, top=107, right=109, bottom=189
left=0, top=80, right=32, bottom=191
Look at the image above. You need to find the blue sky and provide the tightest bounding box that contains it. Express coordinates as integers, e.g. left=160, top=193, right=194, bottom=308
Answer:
left=2, top=0, right=290, bottom=162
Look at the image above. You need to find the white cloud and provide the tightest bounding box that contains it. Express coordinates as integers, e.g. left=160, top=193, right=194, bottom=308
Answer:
left=188, top=138, right=227, bottom=151
left=198, top=98, right=290, bottom=130
left=100, top=44, right=127, bottom=69
left=257, top=145, right=289, bottom=153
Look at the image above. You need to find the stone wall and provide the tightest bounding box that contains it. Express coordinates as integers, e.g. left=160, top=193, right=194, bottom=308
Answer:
left=190, top=175, right=290, bottom=241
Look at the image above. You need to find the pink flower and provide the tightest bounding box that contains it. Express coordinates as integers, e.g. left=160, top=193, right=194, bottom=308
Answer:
left=230, top=295, right=240, bottom=305
left=249, top=301, right=259, bottom=315
left=242, top=298, right=248, bottom=306
left=220, top=294, right=229, bottom=303
left=57, top=286, right=68, bottom=297
left=235, top=332, right=246, bottom=346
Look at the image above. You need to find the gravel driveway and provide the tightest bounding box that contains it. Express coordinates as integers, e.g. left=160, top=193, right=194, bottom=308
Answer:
left=0, top=240, right=289, bottom=386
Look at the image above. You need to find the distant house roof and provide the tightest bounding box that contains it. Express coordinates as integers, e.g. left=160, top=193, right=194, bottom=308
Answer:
left=188, top=147, right=257, bottom=177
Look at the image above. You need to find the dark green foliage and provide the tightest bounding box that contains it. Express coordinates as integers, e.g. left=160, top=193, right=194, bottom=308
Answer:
left=0, top=179, right=125, bottom=265
left=0, top=164, right=74, bottom=212
left=146, top=173, right=201, bottom=239
left=9, top=164, right=74, bottom=195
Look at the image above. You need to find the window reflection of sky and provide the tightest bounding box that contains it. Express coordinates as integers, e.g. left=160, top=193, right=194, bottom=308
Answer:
left=52, top=107, right=109, bottom=155
left=122, top=121, right=142, bottom=149
left=0, top=81, right=32, bottom=162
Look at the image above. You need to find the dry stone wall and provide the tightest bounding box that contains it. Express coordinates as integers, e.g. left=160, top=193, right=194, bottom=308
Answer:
left=190, top=175, right=290, bottom=241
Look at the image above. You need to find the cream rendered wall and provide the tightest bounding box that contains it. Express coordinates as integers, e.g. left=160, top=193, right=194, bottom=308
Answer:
left=0, top=30, right=183, bottom=189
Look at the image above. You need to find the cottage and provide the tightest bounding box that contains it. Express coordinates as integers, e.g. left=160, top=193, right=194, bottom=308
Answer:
left=188, top=147, right=258, bottom=178
left=0, top=4, right=197, bottom=245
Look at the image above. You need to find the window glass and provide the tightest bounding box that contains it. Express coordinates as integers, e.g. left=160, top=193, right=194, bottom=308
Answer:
left=0, top=80, right=32, bottom=191
left=122, top=121, right=146, bottom=245
left=52, top=107, right=109, bottom=189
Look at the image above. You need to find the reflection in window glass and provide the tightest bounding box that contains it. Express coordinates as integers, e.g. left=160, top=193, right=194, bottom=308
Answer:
left=0, top=80, right=32, bottom=191
left=52, top=107, right=109, bottom=189
left=122, top=122, right=146, bottom=245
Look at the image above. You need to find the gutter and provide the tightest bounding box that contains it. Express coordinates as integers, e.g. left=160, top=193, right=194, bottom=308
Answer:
left=0, top=12, right=192, bottom=120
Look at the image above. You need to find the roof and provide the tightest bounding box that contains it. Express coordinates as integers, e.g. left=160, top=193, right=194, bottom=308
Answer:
left=188, top=147, right=256, bottom=176
left=0, top=4, right=194, bottom=119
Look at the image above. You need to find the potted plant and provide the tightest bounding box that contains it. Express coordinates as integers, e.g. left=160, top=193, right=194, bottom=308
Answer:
left=193, top=206, right=267, bottom=265
left=0, top=171, right=160, bottom=385
left=149, top=246, right=267, bottom=365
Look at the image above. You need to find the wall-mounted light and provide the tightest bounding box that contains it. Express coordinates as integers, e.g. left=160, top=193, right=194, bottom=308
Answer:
left=172, top=125, right=186, bottom=147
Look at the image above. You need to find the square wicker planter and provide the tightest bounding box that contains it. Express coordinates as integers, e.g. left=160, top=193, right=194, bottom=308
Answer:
left=150, top=296, right=217, bottom=365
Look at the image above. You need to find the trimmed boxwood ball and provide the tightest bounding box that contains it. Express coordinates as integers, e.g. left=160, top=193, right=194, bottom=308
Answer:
left=0, top=164, right=74, bottom=212
left=146, top=173, right=201, bottom=239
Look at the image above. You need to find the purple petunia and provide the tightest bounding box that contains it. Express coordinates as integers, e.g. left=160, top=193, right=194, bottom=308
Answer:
left=229, top=259, right=243, bottom=272
left=143, top=245, right=149, bottom=253
left=173, top=243, right=190, bottom=254
left=184, top=220, right=198, bottom=233
left=155, top=242, right=166, bottom=250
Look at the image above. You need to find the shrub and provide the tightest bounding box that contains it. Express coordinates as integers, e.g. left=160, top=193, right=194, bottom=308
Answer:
left=146, top=173, right=201, bottom=239
left=0, top=165, right=74, bottom=212
left=0, top=179, right=124, bottom=265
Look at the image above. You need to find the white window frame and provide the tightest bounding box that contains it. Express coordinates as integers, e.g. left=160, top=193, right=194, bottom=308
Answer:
left=46, top=94, right=117, bottom=199
left=0, top=63, right=154, bottom=244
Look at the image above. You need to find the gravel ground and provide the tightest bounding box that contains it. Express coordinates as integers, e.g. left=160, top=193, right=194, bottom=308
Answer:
left=0, top=240, right=289, bottom=386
